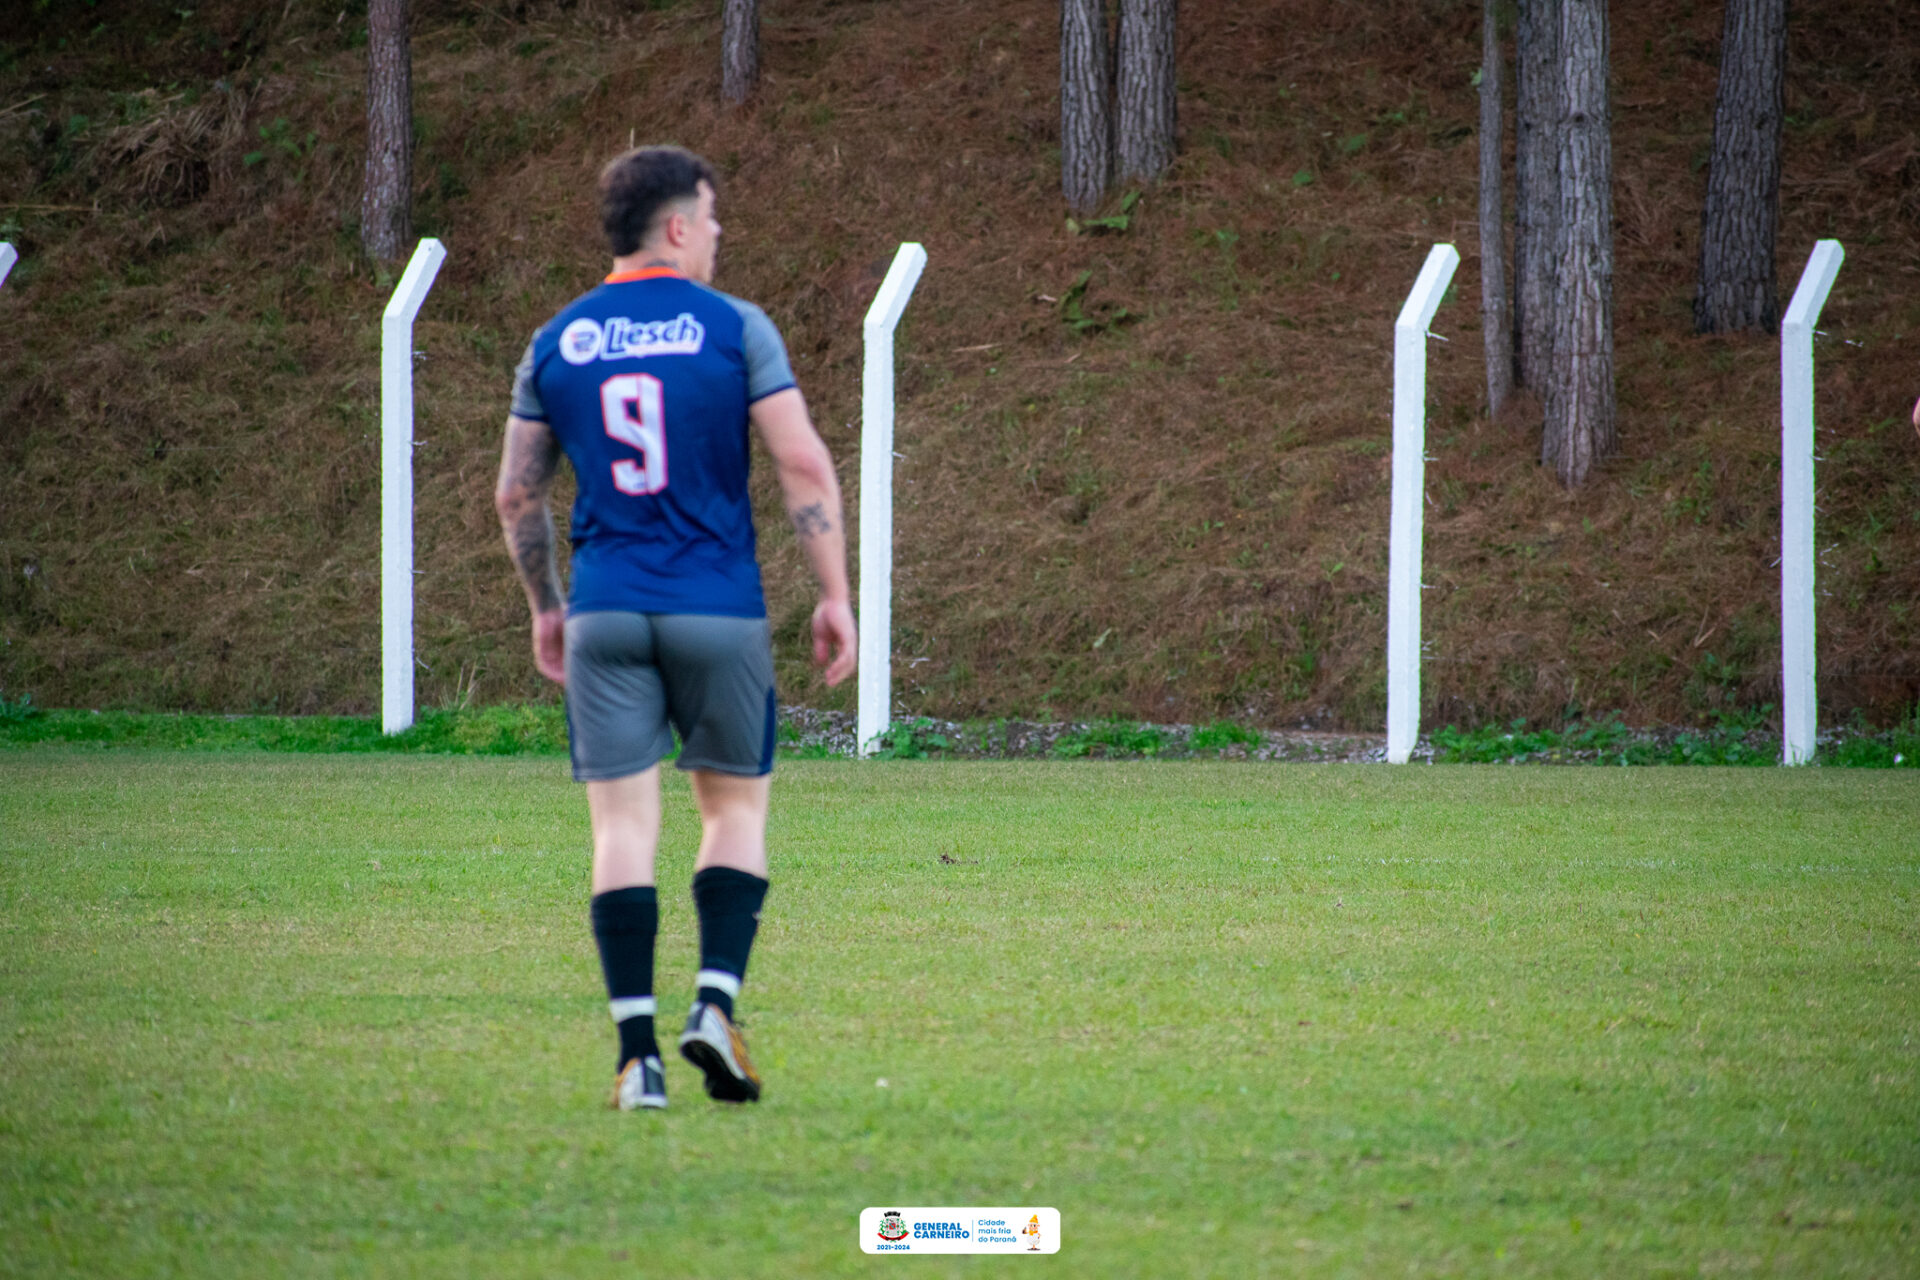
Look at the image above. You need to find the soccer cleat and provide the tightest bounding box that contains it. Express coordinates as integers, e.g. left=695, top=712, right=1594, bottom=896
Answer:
left=611, top=1054, right=667, bottom=1111
left=678, top=1001, right=762, bottom=1103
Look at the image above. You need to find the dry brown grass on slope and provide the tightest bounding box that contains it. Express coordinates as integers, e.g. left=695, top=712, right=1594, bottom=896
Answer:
left=0, top=0, right=1916, bottom=728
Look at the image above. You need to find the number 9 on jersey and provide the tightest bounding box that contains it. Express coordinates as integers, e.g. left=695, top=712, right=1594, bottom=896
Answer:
left=600, top=372, right=669, bottom=496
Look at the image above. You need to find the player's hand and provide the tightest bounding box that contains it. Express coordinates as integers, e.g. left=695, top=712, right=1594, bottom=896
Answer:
left=813, top=597, right=857, bottom=687
left=532, top=608, right=566, bottom=685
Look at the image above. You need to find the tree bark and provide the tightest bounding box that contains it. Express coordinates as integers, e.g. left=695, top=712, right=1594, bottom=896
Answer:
left=1479, top=0, right=1513, bottom=420
left=1061, top=0, right=1113, bottom=214
left=1116, top=0, right=1176, bottom=185
left=1695, top=0, right=1786, bottom=333
left=722, top=0, right=760, bottom=106
left=361, top=0, right=411, bottom=264
left=1512, top=0, right=1558, bottom=390
left=1542, top=0, right=1615, bottom=488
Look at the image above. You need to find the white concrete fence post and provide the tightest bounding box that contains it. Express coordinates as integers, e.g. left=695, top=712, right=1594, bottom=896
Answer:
left=1780, top=239, right=1843, bottom=766
left=381, top=238, right=447, bottom=735
left=1385, top=244, right=1460, bottom=765
left=856, top=243, right=927, bottom=758
left=0, top=243, right=17, bottom=291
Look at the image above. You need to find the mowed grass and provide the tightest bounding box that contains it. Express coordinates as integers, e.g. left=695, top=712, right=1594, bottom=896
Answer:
left=1, top=755, right=1916, bottom=1278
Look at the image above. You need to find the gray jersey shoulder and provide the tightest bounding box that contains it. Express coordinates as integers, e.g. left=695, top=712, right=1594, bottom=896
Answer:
left=704, top=287, right=797, bottom=404
left=510, top=339, right=545, bottom=421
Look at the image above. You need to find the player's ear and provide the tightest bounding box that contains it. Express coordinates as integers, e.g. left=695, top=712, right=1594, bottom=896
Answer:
left=666, top=201, right=696, bottom=247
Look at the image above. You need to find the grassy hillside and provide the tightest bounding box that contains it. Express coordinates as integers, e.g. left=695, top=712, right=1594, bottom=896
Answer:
left=2, top=0, right=1916, bottom=729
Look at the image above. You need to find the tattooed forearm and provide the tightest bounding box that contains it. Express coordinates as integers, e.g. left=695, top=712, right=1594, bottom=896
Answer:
left=495, top=416, right=565, bottom=612
left=791, top=501, right=834, bottom=538
left=510, top=506, right=563, bottom=612
left=514, top=447, right=557, bottom=494
left=498, top=416, right=561, bottom=497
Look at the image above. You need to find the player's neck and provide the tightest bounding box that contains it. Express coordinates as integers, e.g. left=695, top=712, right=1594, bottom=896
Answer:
left=610, top=250, right=689, bottom=279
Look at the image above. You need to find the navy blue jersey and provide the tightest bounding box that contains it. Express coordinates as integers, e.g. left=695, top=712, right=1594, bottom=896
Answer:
left=511, top=268, right=796, bottom=618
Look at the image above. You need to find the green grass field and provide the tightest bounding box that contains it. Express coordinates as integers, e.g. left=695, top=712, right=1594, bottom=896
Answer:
left=2, top=752, right=1916, bottom=1277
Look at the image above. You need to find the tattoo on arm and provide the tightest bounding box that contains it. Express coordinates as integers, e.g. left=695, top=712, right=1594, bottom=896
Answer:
left=510, top=507, right=563, bottom=612
left=791, top=501, right=834, bottom=538
left=498, top=418, right=564, bottom=612
left=502, top=419, right=562, bottom=495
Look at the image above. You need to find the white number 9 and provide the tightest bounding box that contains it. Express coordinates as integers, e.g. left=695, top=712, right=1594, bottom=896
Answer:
left=599, top=372, right=669, bottom=495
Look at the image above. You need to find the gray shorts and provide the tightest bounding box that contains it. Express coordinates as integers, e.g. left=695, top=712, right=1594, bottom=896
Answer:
left=563, top=611, right=777, bottom=782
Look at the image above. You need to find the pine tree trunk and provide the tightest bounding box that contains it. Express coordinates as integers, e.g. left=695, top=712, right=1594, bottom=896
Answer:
left=1512, top=0, right=1558, bottom=390
left=360, top=0, right=411, bottom=264
left=1061, top=0, right=1113, bottom=215
left=1479, top=0, right=1513, bottom=420
left=722, top=0, right=760, bottom=106
left=1116, top=0, right=1176, bottom=185
left=1542, top=0, right=1615, bottom=488
left=1695, top=0, right=1786, bottom=333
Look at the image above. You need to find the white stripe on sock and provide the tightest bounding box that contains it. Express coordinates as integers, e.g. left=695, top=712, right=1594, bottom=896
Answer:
left=609, top=996, right=656, bottom=1022
left=695, top=968, right=742, bottom=999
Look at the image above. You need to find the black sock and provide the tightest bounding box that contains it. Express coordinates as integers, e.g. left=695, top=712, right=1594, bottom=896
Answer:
left=590, top=886, right=659, bottom=1068
left=691, top=867, right=768, bottom=1020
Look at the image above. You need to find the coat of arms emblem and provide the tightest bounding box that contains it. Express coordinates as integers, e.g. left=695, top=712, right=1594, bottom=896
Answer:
left=878, top=1211, right=909, bottom=1242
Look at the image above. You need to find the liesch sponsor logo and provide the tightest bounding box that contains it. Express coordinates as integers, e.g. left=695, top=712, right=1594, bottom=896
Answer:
left=559, top=313, right=706, bottom=365
left=859, top=1207, right=1060, bottom=1255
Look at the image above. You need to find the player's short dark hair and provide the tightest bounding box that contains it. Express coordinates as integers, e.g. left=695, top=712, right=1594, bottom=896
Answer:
left=598, top=146, right=718, bottom=256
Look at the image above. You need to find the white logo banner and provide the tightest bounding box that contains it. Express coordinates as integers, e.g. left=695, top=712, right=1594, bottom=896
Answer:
left=557, top=313, right=706, bottom=366
left=860, top=1207, right=1060, bottom=1254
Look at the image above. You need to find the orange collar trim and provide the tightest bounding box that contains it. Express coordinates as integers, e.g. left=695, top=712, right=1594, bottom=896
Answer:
left=604, top=266, right=684, bottom=283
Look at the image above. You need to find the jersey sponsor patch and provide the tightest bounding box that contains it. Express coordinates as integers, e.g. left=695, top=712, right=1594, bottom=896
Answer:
left=560, top=313, right=707, bottom=365
left=559, top=317, right=605, bottom=365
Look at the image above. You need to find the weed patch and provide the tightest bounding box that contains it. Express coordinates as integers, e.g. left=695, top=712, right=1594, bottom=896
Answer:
left=1429, top=711, right=1918, bottom=768
left=0, top=706, right=572, bottom=756
left=1190, top=720, right=1265, bottom=753
left=866, top=717, right=951, bottom=760
left=1052, top=720, right=1167, bottom=758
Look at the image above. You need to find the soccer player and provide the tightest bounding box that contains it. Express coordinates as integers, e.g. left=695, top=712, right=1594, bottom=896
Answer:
left=493, top=145, right=856, bottom=1110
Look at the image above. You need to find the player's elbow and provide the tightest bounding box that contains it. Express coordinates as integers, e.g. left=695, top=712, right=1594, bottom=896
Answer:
left=775, top=438, right=837, bottom=495
left=493, top=484, right=527, bottom=525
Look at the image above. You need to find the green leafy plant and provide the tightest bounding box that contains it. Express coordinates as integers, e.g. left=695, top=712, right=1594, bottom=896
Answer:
left=1430, top=714, right=1799, bottom=766
left=1052, top=720, right=1165, bottom=759
left=1822, top=708, right=1920, bottom=767
left=1431, top=717, right=1637, bottom=763
left=1190, top=721, right=1263, bottom=753
left=0, top=692, right=43, bottom=725
left=869, top=718, right=950, bottom=760
left=1060, top=270, right=1134, bottom=336
left=243, top=116, right=315, bottom=168
left=1431, top=718, right=1563, bottom=763
left=0, top=706, right=574, bottom=755
left=1064, top=190, right=1140, bottom=236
